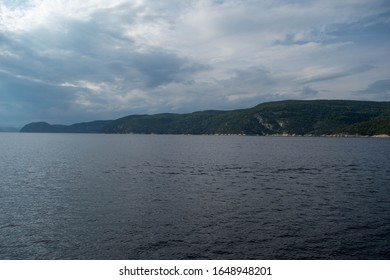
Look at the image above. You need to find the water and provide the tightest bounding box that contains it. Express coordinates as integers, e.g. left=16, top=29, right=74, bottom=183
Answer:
left=0, top=133, right=389, bottom=259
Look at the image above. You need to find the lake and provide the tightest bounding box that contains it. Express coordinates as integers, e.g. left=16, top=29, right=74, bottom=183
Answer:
left=0, top=133, right=389, bottom=259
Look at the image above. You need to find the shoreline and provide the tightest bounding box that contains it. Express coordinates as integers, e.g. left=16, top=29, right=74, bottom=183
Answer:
left=268, top=133, right=390, bottom=138
left=4, top=131, right=390, bottom=138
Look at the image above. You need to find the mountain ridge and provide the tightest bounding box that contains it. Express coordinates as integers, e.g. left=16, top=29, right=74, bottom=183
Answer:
left=20, top=100, right=390, bottom=136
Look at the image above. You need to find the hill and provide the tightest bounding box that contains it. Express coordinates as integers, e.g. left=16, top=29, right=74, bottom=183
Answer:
left=20, top=120, right=111, bottom=133
left=20, top=100, right=390, bottom=136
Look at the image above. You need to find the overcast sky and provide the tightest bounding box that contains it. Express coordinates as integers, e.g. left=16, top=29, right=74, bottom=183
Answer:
left=1, top=0, right=389, bottom=126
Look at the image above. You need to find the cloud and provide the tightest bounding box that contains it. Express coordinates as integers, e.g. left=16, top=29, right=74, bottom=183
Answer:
left=131, top=51, right=209, bottom=88
left=354, top=79, right=390, bottom=100
left=0, top=0, right=131, bottom=32
left=300, top=86, right=318, bottom=96
left=0, top=0, right=389, bottom=126
left=296, top=65, right=375, bottom=84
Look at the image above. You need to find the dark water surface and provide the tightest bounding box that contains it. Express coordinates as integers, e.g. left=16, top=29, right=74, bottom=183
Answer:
left=1, top=133, right=389, bottom=259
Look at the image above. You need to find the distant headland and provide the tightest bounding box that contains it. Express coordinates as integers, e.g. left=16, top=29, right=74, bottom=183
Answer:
left=20, top=100, right=390, bottom=137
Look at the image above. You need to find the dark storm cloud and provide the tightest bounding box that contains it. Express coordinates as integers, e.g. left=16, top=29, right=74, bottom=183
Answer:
left=0, top=70, right=74, bottom=109
left=355, top=79, right=390, bottom=100
left=132, top=51, right=209, bottom=88
left=0, top=9, right=208, bottom=104
left=301, top=86, right=318, bottom=96
left=0, top=69, right=78, bottom=125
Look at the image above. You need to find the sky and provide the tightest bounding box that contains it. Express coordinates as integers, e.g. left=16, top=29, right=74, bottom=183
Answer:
left=0, top=0, right=389, bottom=127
